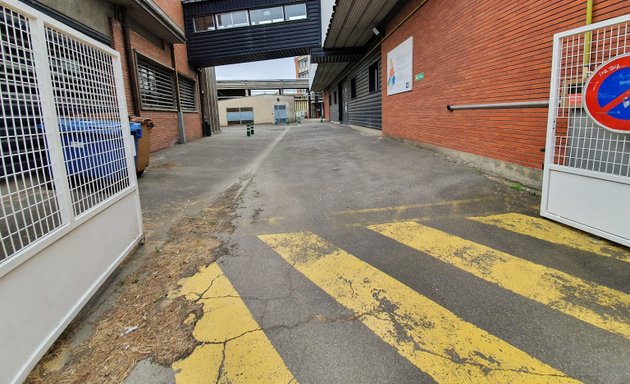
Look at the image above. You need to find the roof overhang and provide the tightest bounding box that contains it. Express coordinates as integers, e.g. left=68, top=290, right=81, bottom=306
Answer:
left=311, top=62, right=349, bottom=91
left=310, top=47, right=364, bottom=64
left=111, top=0, right=186, bottom=43
left=311, top=0, right=404, bottom=91
left=324, top=0, right=400, bottom=49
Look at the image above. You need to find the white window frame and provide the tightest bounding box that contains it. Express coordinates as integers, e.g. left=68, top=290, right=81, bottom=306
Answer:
left=249, top=6, right=285, bottom=26
left=284, top=3, right=307, bottom=21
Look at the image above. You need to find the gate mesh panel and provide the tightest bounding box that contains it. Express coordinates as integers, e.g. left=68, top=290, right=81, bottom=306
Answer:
left=46, top=27, right=130, bottom=216
left=0, top=5, right=62, bottom=262
left=554, top=22, right=630, bottom=177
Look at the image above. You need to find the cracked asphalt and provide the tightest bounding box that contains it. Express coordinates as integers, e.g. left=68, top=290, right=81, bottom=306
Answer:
left=132, top=121, right=629, bottom=383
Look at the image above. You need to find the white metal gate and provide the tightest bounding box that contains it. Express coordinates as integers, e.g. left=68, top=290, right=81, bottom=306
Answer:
left=542, top=14, right=630, bottom=247
left=0, top=1, right=143, bottom=383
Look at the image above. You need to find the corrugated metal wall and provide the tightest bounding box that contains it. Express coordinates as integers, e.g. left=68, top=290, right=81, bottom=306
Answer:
left=326, top=50, right=382, bottom=129
left=346, top=50, right=382, bottom=129
left=183, top=0, right=321, bottom=67
left=382, top=0, right=628, bottom=170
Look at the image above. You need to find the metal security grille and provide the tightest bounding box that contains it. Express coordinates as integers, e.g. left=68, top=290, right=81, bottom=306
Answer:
left=137, top=55, right=176, bottom=110
left=0, top=5, right=62, bottom=261
left=179, top=75, right=196, bottom=111
left=47, top=27, right=130, bottom=216
left=552, top=20, right=630, bottom=177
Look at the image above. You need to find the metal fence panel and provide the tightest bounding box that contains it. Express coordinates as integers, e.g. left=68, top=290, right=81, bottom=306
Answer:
left=542, top=14, right=630, bottom=247
left=0, top=0, right=143, bottom=382
left=0, top=4, right=63, bottom=261
left=46, top=27, right=131, bottom=217
left=551, top=19, right=630, bottom=177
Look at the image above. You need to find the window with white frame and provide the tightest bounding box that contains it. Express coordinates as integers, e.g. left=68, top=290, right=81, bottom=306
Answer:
left=193, top=14, right=215, bottom=32
left=284, top=3, right=307, bottom=21
left=216, top=10, right=249, bottom=29
left=249, top=6, right=284, bottom=25
left=192, top=2, right=308, bottom=33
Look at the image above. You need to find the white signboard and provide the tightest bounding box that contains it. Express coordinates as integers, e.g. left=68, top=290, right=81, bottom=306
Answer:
left=387, top=37, right=413, bottom=96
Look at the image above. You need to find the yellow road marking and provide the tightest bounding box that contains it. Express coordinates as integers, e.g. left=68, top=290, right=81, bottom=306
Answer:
left=330, top=197, right=496, bottom=216
left=171, top=263, right=297, bottom=384
left=369, top=221, right=630, bottom=339
left=259, top=232, right=578, bottom=383
left=469, top=213, right=630, bottom=263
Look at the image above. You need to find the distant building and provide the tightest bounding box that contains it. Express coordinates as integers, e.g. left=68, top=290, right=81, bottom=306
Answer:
left=218, top=95, right=296, bottom=126
left=295, top=55, right=310, bottom=83
left=294, top=55, right=323, bottom=118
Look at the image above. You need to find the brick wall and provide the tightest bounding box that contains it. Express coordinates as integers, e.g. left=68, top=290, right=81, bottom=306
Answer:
left=154, top=0, right=185, bottom=29
left=110, top=16, right=202, bottom=153
left=323, top=90, right=330, bottom=120
left=382, top=0, right=627, bottom=170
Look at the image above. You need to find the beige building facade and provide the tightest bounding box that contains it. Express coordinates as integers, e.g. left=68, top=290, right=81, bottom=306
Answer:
left=218, top=95, right=296, bottom=126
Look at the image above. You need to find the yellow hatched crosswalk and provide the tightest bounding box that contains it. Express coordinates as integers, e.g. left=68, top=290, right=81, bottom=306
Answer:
left=468, top=213, right=630, bottom=263
left=171, top=212, right=630, bottom=383
left=368, top=221, right=630, bottom=340
left=259, top=232, right=579, bottom=384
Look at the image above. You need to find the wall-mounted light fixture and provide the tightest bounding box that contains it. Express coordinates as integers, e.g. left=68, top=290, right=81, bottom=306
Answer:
left=372, top=27, right=380, bottom=36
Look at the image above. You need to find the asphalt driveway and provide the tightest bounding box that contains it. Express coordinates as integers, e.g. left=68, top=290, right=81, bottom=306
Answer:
left=28, top=121, right=630, bottom=384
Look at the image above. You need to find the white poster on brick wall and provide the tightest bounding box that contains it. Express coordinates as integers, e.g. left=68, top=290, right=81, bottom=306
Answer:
left=387, top=37, right=413, bottom=96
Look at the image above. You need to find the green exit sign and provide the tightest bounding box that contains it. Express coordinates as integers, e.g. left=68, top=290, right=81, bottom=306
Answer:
left=415, top=72, right=425, bottom=81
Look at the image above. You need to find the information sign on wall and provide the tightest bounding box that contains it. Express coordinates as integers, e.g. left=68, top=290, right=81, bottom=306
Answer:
left=387, top=37, right=413, bottom=96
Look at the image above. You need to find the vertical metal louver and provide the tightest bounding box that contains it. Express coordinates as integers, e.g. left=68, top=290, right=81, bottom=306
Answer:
left=178, top=75, right=196, bottom=112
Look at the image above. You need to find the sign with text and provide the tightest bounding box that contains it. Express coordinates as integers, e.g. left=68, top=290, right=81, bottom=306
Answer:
left=387, top=37, right=413, bottom=96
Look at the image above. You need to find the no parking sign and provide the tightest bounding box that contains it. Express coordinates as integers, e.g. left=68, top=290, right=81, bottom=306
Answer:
left=583, top=54, right=630, bottom=133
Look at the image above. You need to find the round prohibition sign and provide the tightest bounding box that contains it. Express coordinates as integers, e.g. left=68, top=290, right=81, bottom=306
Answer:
left=583, top=54, right=630, bottom=133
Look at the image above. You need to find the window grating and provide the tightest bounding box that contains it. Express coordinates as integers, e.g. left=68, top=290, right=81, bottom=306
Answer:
left=137, top=56, right=176, bottom=111
left=553, top=22, right=630, bottom=177
left=46, top=27, right=131, bottom=216
left=1, top=5, right=62, bottom=262
left=179, top=75, right=197, bottom=112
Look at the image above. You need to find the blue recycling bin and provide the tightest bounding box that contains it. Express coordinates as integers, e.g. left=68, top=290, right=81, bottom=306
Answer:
left=50, top=119, right=141, bottom=180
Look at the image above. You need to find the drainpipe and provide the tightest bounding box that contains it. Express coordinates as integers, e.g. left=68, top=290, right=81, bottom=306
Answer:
left=121, top=9, right=140, bottom=116
left=171, top=44, right=186, bottom=144
left=582, top=0, right=594, bottom=80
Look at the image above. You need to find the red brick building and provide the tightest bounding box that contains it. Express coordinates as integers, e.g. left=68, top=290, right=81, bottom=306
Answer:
left=311, top=0, right=629, bottom=187
left=30, top=0, right=204, bottom=152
